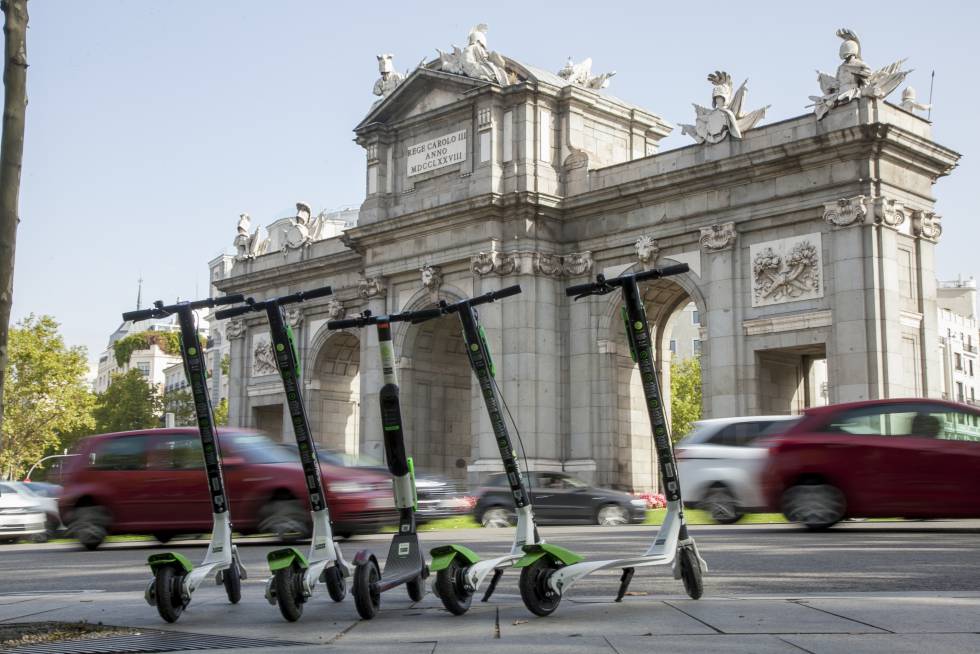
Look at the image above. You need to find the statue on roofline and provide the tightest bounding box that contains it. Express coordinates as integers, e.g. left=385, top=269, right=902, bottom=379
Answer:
left=680, top=71, right=769, bottom=144
left=809, top=28, right=909, bottom=120
left=435, top=24, right=511, bottom=86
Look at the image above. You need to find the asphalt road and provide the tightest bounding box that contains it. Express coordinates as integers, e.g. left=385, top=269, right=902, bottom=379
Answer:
left=2, top=520, right=979, bottom=599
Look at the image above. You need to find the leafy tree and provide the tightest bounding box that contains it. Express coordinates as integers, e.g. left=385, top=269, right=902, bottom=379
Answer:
left=670, top=356, right=702, bottom=443
left=93, top=369, right=162, bottom=433
left=213, top=398, right=229, bottom=426
left=1, top=315, right=93, bottom=479
left=162, top=387, right=196, bottom=426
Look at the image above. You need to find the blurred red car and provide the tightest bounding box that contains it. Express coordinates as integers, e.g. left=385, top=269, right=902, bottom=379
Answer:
left=58, top=429, right=395, bottom=549
left=760, top=399, right=980, bottom=529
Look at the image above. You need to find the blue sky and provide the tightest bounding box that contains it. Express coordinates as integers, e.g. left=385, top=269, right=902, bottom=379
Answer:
left=12, top=0, right=978, bottom=366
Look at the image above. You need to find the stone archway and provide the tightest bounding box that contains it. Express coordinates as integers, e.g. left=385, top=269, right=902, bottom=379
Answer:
left=601, top=267, right=706, bottom=492
left=399, top=313, right=472, bottom=481
left=310, top=331, right=361, bottom=453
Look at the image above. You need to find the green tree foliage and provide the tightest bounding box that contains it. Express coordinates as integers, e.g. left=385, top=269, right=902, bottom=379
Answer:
left=112, top=331, right=181, bottom=367
left=93, top=369, right=162, bottom=433
left=1, top=315, right=94, bottom=479
left=670, top=357, right=702, bottom=443
left=162, top=388, right=196, bottom=426
left=213, top=398, right=229, bottom=427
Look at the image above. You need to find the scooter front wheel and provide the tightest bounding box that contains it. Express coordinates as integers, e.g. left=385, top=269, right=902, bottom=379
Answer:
left=223, top=559, right=242, bottom=604
left=154, top=566, right=187, bottom=623
left=406, top=570, right=426, bottom=602
left=274, top=566, right=305, bottom=622
left=435, top=559, right=472, bottom=615
left=679, top=545, right=703, bottom=600
left=352, top=560, right=381, bottom=619
left=519, top=558, right=562, bottom=617
left=324, top=564, right=347, bottom=602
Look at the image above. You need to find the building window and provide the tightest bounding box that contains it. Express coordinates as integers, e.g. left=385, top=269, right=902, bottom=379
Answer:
left=692, top=310, right=700, bottom=325
left=669, top=339, right=677, bottom=353
left=956, top=382, right=964, bottom=402
left=692, top=339, right=702, bottom=356
left=970, top=360, right=975, bottom=377
left=137, top=362, right=151, bottom=377
left=955, top=353, right=963, bottom=371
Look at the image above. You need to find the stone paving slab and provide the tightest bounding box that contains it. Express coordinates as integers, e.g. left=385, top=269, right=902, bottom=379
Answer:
left=664, top=598, right=885, bottom=634
left=783, top=633, right=980, bottom=654
left=608, top=634, right=811, bottom=653
left=799, top=596, right=980, bottom=634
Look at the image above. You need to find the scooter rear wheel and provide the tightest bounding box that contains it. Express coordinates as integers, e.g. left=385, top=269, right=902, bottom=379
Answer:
left=406, top=571, right=426, bottom=602
left=324, top=564, right=347, bottom=602
left=223, top=558, right=242, bottom=604
left=679, top=545, right=703, bottom=600
left=519, top=558, right=562, bottom=617
left=154, top=566, right=186, bottom=623
left=435, top=559, right=472, bottom=615
left=274, top=566, right=305, bottom=622
left=352, top=560, right=381, bottom=619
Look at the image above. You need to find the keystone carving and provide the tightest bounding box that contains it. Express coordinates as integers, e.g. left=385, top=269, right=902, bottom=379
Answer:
left=323, top=297, right=345, bottom=320
left=635, top=235, right=660, bottom=268
left=420, top=264, right=443, bottom=291
left=699, top=222, right=737, bottom=252
left=359, top=276, right=388, bottom=299
left=823, top=196, right=867, bottom=228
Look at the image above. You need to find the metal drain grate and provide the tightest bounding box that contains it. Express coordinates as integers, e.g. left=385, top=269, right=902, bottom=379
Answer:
left=2, top=630, right=310, bottom=654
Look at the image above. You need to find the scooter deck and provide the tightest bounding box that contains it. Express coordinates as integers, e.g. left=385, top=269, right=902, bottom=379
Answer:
left=377, top=532, right=425, bottom=592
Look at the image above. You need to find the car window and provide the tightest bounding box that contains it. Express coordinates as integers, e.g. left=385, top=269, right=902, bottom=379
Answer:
left=824, top=404, right=973, bottom=439
left=535, top=473, right=565, bottom=489
left=92, top=437, right=148, bottom=471
left=223, top=433, right=297, bottom=464
left=0, top=483, right=14, bottom=494
left=707, top=422, right=773, bottom=447
left=559, top=475, right=589, bottom=489
left=148, top=435, right=203, bottom=470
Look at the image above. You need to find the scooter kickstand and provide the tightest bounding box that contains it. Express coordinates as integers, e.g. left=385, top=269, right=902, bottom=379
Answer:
left=615, top=567, right=635, bottom=602
left=481, top=568, right=504, bottom=602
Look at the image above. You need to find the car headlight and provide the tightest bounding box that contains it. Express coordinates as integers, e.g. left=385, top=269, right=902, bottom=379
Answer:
left=630, top=499, right=648, bottom=507
left=329, top=481, right=371, bottom=494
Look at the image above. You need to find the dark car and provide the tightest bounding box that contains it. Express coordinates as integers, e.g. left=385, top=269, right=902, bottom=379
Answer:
left=58, top=429, right=396, bottom=549
left=473, top=472, right=647, bottom=527
left=759, top=399, right=980, bottom=530
left=284, top=446, right=472, bottom=523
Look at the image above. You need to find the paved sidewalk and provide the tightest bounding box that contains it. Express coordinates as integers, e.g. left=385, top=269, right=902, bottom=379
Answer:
left=2, top=588, right=979, bottom=653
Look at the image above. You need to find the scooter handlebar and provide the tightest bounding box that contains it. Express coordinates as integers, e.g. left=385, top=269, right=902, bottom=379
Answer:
left=565, top=264, right=690, bottom=299
left=214, top=302, right=256, bottom=320
left=276, top=285, right=333, bottom=306
left=633, top=263, right=689, bottom=282
left=442, top=285, right=522, bottom=313
left=394, top=307, right=444, bottom=324
left=326, top=316, right=363, bottom=330
left=124, top=293, right=247, bottom=322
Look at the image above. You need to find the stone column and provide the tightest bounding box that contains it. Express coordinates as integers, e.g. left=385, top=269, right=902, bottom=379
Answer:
left=225, top=319, right=247, bottom=427
left=699, top=222, right=739, bottom=418
left=357, top=276, right=388, bottom=461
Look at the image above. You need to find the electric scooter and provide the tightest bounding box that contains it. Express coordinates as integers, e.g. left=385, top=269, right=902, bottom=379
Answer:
left=515, top=263, right=707, bottom=616
left=214, top=286, right=349, bottom=622
left=325, top=306, right=443, bottom=619
left=429, top=286, right=579, bottom=615
left=122, top=294, right=248, bottom=623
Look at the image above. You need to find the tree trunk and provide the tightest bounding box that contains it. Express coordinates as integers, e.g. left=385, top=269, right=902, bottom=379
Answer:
left=0, top=0, right=28, bottom=450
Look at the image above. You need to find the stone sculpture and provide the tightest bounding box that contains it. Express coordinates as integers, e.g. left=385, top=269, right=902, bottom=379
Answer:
left=557, top=57, right=615, bottom=90
left=900, top=87, right=931, bottom=115
left=561, top=252, right=593, bottom=277
left=753, top=241, right=821, bottom=303
left=680, top=71, right=769, bottom=144
left=253, top=339, right=278, bottom=376
left=225, top=319, right=246, bottom=340
left=913, top=211, right=942, bottom=241
left=373, top=53, right=405, bottom=98
left=635, top=235, right=660, bottom=267
left=699, top=222, right=737, bottom=252
left=323, top=297, right=345, bottom=321
left=420, top=264, right=443, bottom=291
left=435, top=24, right=510, bottom=85
left=359, top=276, right=386, bottom=299
left=234, top=212, right=264, bottom=260
left=810, top=28, right=909, bottom=120
left=823, top=196, right=867, bottom=228
left=283, top=202, right=313, bottom=250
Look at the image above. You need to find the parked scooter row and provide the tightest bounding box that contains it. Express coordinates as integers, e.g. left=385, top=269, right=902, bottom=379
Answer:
left=122, top=263, right=705, bottom=624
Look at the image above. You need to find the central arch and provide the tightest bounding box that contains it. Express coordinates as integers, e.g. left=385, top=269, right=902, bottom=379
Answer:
left=309, top=331, right=361, bottom=453
left=599, top=264, right=707, bottom=492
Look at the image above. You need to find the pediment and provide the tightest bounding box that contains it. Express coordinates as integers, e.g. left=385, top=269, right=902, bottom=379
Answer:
left=356, top=68, right=492, bottom=132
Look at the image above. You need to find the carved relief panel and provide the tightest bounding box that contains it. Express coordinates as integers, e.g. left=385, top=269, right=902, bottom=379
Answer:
left=750, top=233, right=824, bottom=307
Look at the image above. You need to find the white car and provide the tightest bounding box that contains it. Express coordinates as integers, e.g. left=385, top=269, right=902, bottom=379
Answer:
left=675, top=416, right=799, bottom=523
left=0, top=482, right=47, bottom=543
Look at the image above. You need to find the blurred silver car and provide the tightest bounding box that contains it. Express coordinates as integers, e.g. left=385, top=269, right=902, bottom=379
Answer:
left=0, top=482, right=46, bottom=543
left=675, top=416, right=798, bottom=523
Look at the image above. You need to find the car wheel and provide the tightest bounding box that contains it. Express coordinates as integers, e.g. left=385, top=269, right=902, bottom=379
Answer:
left=154, top=532, right=174, bottom=544
left=703, top=487, right=743, bottom=525
left=70, top=505, right=110, bottom=550
left=596, top=504, right=629, bottom=526
left=0, top=537, right=18, bottom=544
left=480, top=507, right=512, bottom=528
left=259, top=499, right=310, bottom=542
left=782, top=483, right=846, bottom=530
